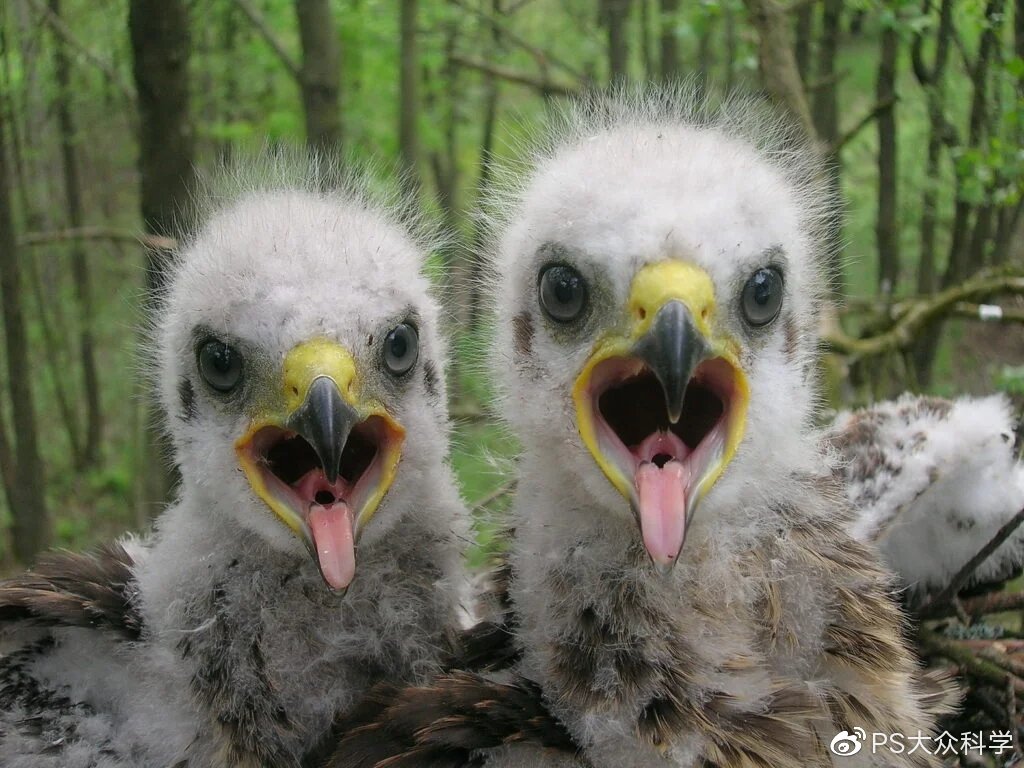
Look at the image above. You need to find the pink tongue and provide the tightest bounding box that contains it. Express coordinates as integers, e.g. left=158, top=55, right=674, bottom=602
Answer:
left=635, top=460, right=689, bottom=567
left=308, top=503, right=356, bottom=591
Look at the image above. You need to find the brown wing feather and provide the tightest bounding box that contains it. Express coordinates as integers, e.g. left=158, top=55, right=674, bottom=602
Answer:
left=0, top=542, right=142, bottom=640
left=324, top=672, right=577, bottom=768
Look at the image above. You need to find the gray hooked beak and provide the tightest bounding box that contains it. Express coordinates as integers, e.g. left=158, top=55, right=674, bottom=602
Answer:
left=633, top=301, right=711, bottom=424
left=286, top=376, right=359, bottom=484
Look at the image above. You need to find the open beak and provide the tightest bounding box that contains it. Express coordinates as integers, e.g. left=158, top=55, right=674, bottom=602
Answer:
left=573, top=261, right=750, bottom=572
left=235, top=339, right=404, bottom=593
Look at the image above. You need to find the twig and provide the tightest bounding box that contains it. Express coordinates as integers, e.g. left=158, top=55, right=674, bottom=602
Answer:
left=783, top=0, right=821, bottom=11
left=956, top=639, right=1024, bottom=652
left=450, top=405, right=491, bottom=423
left=472, top=480, right=517, bottom=514
left=17, top=226, right=177, bottom=252
left=978, top=646, right=1024, bottom=679
left=925, top=590, right=1024, bottom=620
left=824, top=270, right=1024, bottom=360
left=450, top=54, right=577, bottom=96
left=24, top=0, right=135, bottom=104
left=951, top=302, right=1024, bottom=323
left=918, top=507, right=1024, bottom=616
left=449, top=0, right=586, bottom=81
left=803, top=69, right=847, bottom=92
left=828, top=97, right=897, bottom=155
left=919, top=627, right=1024, bottom=694
left=233, top=0, right=301, bottom=81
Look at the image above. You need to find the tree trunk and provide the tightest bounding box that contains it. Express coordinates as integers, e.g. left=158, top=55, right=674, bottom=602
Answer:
left=603, top=0, right=632, bottom=83
left=50, top=0, right=101, bottom=469
left=658, top=0, right=678, bottom=80
left=0, top=106, right=50, bottom=563
left=129, top=0, right=194, bottom=508
left=811, top=0, right=841, bottom=144
left=295, top=0, right=341, bottom=152
left=875, top=22, right=899, bottom=295
left=639, top=0, right=653, bottom=79
left=742, top=0, right=815, bottom=139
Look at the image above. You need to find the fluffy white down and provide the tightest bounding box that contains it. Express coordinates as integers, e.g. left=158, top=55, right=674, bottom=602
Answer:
left=834, top=393, right=1024, bottom=598
left=479, top=90, right=865, bottom=768
left=0, top=156, right=469, bottom=767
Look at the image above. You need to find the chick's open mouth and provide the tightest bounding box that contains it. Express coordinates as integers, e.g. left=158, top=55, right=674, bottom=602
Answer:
left=238, top=416, right=401, bottom=591
left=580, top=355, right=744, bottom=566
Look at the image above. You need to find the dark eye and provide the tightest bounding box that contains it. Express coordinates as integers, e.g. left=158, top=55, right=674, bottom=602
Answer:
left=383, top=323, right=419, bottom=376
left=197, top=339, right=243, bottom=393
left=741, top=267, right=784, bottom=327
left=538, top=264, right=587, bottom=323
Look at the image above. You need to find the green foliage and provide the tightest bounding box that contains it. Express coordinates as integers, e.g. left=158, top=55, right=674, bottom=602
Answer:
left=996, top=365, right=1024, bottom=396
left=0, top=0, right=1021, bottom=563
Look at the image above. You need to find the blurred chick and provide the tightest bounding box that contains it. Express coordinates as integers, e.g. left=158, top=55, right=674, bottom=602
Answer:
left=828, top=393, right=1024, bottom=602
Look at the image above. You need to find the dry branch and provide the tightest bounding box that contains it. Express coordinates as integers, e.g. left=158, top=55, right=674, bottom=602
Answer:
left=950, top=302, right=1024, bottom=323
left=919, top=507, right=1024, bottom=616
left=472, top=480, right=517, bottom=515
left=233, top=0, right=301, bottom=81
left=828, top=97, right=896, bottom=155
left=824, top=270, right=1024, bottom=359
left=926, top=590, right=1024, bottom=620
left=450, top=54, right=577, bottom=96
left=449, top=0, right=586, bottom=81
left=24, top=0, right=135, bottom=104
left=919, top=627, right=1024, bottom=695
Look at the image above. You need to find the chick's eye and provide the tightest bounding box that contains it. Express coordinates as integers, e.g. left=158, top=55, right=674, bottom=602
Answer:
left=198, top=339, right=243, bottom=393
left=384, top=323, right=418, bottom=376
left=741, top=267, right=784, bottom=327
left=539, top=264, right=587, bottom=323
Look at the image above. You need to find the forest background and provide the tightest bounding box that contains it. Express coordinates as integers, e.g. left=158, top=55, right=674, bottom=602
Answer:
left=0, top=0, right=1022, bottom=576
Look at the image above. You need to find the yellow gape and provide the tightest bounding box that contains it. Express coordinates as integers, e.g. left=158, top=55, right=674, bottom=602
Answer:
left=572, top=261, right=750, bottom=508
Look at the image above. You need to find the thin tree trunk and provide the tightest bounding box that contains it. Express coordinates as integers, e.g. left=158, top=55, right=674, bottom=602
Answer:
left=811, top=0, right=843, bottom=294
left=399, top=0, right=420, bottom=189
left=658, top=0, right=679, bottom=80
left=695, top=11, right=715, bottom=98
left=639, top=0, right=653, bottom=79
left=794, top=3, right=813, bottom=81
left=218, top=3, right=239, bottom=163
left=724, top=2, right=737, bottom=92
left=129, top=0, right=194, bottom=508
left=875, top=22, right=899, bottom=295
left=916, top=94, right=942, bottom=295
left=812, top=0, right=841, bottom=143
left=27, top=250, right=83, bottom=462
left=467, top=0, right=503, bottom=329
left=296, top=0, right=341, bottom=152
left=603, top=0, right=632, bottom=83
left=50, top=0, right=101, bottom=469
left=743, top=0, right=815, bottom=139
left=0, top=106, right=50, bottom=563
left=909, top=0, right=953, bottom=383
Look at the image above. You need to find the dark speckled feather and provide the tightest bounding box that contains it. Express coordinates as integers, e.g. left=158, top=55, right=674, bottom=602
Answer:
left=0, top=543, right=141, bottom=640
